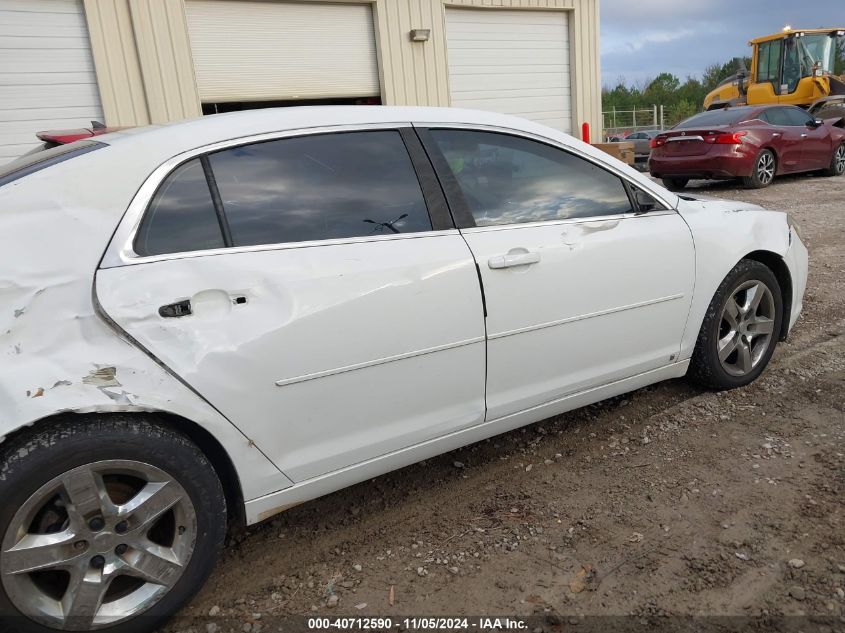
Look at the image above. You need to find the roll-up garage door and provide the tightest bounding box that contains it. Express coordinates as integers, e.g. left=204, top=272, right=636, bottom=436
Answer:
left=0, top=0, right=104, bottom=163
left=445, top=8, right=572, bottom=133
left=185, top=0, right=380, bottom=103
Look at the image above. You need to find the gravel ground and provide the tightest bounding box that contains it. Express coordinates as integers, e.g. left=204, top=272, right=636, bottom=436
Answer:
left=168, top=173, right=844, bottom=632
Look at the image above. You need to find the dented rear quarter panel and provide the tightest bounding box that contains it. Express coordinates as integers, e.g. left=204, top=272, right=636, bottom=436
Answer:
left=677, top=196, right=807, bottom=360
left=0, top=145, right=291, bottom=501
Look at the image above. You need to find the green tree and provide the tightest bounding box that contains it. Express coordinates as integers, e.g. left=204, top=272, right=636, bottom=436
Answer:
left=644, top=72, right=681, bottom=104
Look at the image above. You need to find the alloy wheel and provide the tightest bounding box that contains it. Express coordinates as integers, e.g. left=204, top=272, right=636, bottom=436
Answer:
left=756, top=152, right=775, bottom=185
left=717, top=280, right=776, bottom=377
left=1, top=460, right=196, bottom=630
left=835, top=144, right=845, bottom=174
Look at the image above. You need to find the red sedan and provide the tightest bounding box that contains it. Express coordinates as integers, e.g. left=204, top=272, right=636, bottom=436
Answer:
left=648, top=105, right=845, bottom=190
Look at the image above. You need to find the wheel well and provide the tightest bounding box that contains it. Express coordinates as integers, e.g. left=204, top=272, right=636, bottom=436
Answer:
left=0, top=411, right=246, bottom=528
left=761, top=146, right=778, bottom=164
left=743, top=250, right=793, bottom=341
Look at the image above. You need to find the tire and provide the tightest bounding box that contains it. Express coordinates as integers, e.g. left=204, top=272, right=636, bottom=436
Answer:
left=689, top=259, right=783, bottom=390
left=0, top=416, right=226, bottom=633
left=821, top=142, right=845, bottom=177
left=662, top=177, right=689, bottom=191
left=742, top=149, right=776, bottom=189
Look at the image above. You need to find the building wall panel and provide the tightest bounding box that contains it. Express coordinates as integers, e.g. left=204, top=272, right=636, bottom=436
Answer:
left=83, top=0, right=600, bottom=134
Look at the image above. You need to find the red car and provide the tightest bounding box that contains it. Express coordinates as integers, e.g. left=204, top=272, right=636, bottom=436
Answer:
left=648, top=105, right=845, bottom=190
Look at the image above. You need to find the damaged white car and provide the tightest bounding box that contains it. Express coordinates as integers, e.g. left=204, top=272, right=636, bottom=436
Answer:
left=0, top=107, right=807, bottom=632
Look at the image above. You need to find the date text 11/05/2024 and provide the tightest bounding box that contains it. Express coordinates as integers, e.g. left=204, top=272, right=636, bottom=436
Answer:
left=307, top=617, right=529, bottom=630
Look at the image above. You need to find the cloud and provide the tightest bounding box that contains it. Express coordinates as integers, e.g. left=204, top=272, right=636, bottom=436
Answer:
left=599, top=0, right=842, bottom=87
left=603, top=28, right=695, bottom=55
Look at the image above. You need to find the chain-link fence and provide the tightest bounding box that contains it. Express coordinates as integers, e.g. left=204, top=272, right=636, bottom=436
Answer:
left=602, top=104, right=705, bottom=140
left=602, top=106, right=662, bottom=140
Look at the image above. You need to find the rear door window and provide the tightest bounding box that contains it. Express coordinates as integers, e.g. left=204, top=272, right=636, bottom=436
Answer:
left=134, top=159, right=226, bottom=256
left=208, top=131, right=432, bottom=247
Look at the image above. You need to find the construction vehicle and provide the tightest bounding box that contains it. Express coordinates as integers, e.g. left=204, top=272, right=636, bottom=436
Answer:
left=703, top=28, right=845, bottom=121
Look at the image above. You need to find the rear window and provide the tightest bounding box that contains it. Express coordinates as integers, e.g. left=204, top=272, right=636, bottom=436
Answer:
left=0, top=141, right=105, bottom=188
left=675, top=109, right=755, bottom=129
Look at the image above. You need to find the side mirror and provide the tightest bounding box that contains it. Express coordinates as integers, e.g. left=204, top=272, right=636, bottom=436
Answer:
left=812, top=118, right=824, bottom=127
left=634, top=189, right=657, bottom=213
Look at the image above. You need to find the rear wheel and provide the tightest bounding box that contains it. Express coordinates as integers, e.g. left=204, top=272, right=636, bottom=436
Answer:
left=742, top=149, right=776, bottom=189
left=662, top=177, right=689, bottom=191
left=0, top=417, right=226, bottom=633
left=689, top=259, right=783, bottom=390
left=822, top=142, right=845, bottom=177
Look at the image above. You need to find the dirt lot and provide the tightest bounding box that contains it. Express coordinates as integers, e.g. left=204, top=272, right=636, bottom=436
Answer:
left=169, top=174, right=844, bottom=632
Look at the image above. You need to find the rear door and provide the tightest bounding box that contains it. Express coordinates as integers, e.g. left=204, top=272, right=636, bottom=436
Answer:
left=420, top=127, right=695, bottom=421
left=97, top=127, right=486, bottom=482
left=762, top=108, right=804, bottom=172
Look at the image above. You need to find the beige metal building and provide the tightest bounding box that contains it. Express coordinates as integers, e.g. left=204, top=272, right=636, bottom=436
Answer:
left=0, top=0, right=601, bottom=162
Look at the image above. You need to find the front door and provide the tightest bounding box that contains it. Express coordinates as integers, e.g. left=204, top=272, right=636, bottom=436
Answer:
left=97, top=128, right=486, bottom=483
left=420, top=128, right=695, bottom=421
left=785, top=107, right=833, bottom=170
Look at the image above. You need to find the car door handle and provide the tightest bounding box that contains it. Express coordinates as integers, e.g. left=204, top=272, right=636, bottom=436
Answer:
left=772, top=132, right=781, bottom=137
left=488, top=251, right=541, bottom=269
left=158, top=299, right=192, bottom=318
left=800, top=133, right=808, bottom=138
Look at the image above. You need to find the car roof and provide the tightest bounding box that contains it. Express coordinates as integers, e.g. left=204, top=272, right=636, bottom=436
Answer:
left=98, top=106, right=564, bottom=155
left=68, top=106, right=678, bottom=218
left=92, top=105, right=678, bottom=207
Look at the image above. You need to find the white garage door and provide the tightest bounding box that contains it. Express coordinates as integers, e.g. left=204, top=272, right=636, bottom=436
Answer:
left=0, top=0, right=103, bottom=163
left=186, top=1, right=380, bottom=103
left=445, top=9, right=571, bottom=133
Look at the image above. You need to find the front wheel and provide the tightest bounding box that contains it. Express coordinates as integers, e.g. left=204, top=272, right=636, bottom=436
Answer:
left=742, top=149, right=776, bottom=189
left=822, top=142, right=845, bottom=177
left=0, top=417, right=226, bottom=633
left=689, top=259, right=783, bottom=390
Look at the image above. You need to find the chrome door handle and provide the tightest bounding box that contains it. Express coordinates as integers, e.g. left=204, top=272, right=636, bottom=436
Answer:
left=800, top=133, right=808, bottom=138
left=772, top=132, right=781, bottom=137
left=488, top=251, right=540, bottom=269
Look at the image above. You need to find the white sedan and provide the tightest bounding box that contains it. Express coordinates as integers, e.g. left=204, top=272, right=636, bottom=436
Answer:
left=0, top=107, right=807, bottom=632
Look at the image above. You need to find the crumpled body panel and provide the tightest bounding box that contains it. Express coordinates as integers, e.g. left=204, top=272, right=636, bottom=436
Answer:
left=0, top=147, right=291, bottom=503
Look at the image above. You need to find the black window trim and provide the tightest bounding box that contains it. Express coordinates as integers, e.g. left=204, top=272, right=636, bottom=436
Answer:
left=398, top=127, right=454, bottom=231
left=415, top=124, right=673, bottom=230
left=126, top=125, right=454, bottom=262
left=199, top=154, right=234, bottom=247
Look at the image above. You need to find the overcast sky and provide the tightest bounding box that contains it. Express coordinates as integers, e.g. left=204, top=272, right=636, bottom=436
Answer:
left=600, top=0, right=844, bottom=87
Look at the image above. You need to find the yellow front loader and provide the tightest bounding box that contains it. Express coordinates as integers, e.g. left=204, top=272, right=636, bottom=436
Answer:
left=703, top=28, right=845, bottom=121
